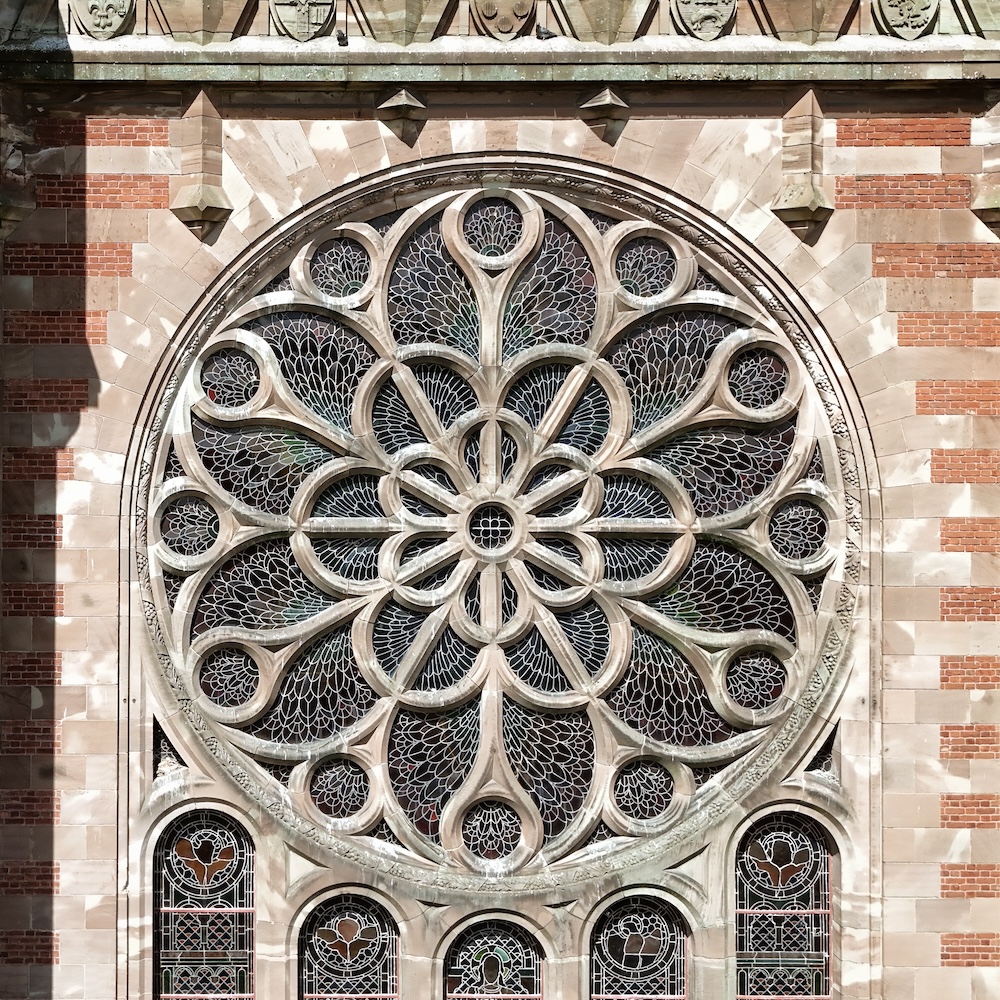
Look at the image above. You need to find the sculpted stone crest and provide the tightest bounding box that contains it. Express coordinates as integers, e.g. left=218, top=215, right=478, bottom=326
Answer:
left=671, top=0, right=737, bottom=41
left=70, top=0, right=134, bottom=39
left=270, top=0, right=337, bottom=41
left=471, top=0, right=536, bottom=40
left=872, top=0, right=939, bottom=39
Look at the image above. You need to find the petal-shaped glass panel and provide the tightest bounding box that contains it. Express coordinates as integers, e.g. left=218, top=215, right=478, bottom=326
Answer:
left=599, top=473, right=674, bottom=519
left=372, top=601, right=427, bottom=677
left=552, top=602, right=610, bottom=676
left=387, top=217, right=480, bottom=358
left=502, top=215, right=597, bottom=358
left=608, top=311, right=736, bottom=430
left=192, top=419, right=336, bottom=515
left=411, top=627, right=480, bottom=691
left=387, top=701, right=480, bottom=842
left=245, top=627, right=377, bottom=744
left=728, top=347, right=788, bottom=409
left=310, top=757, right=370, bottom=817
left=313, top=537, right=383, bottom=582
left=614, top=759, right=675, bottom=820
left=463, top=198, right=523, bottom=257
left=502, top=699, right=594, bottom=840
left=504, top=626, right=571, bottom=693
left=503, top=364, right=572, bottom=427
left=600, top=538, right=674, bottom=582
left=310, top=238, right=371, bottom=298
left=192, top=539, right=333, bottom=635
left=371, top=379, right=427, bottom=456
left=201, top=348, right=260, bottom=408
left=648, top=542, right=796, bottom=642
left=410, top=363, right=479, bottom=429
left=616, top=236, right=677, bottom=297
left=312, top=474, right=385, bottom=518
left=555, top=379, right=611, bottom=455
left=646, top=421, right=796, bottom=518
left=248, top=312, right=377, bottom=433
left=607, top=626, right=738, bottom=746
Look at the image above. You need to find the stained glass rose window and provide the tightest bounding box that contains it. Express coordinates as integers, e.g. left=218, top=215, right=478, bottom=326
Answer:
left=144, top=176, right=856, bottom=883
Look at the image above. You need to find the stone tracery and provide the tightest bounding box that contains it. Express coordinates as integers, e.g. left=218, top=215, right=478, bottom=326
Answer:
left=146, top=181, right=849, bottom=879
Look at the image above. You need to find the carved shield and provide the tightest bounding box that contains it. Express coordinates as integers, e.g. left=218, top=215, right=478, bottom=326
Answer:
left=270, top=0, right=337, bottom=42
left=471, top=0, right=537, bottom=41
left=70, top=0, right=134, bottom=40
left=872, top=0, right=939, bottom=40
left=671, top=0, right=737, bottom=41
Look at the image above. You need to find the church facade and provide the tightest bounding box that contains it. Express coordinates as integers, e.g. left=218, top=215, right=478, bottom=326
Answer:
left=1, top=2, right=998, bottom=999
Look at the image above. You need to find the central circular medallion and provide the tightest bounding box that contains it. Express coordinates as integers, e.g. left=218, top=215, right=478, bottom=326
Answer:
left=467, top=503, right=517, bottom=553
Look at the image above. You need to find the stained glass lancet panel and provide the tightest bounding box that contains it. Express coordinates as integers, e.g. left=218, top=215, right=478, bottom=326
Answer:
left=299, top=895, right=399, bottom=1000
left=154, top=811, right=254, bottom=1000
left=445, top=921, right=543, bottom=999
left=590, top=897, right=686, bottom=999
left=736, top=814, right=831, bottom=999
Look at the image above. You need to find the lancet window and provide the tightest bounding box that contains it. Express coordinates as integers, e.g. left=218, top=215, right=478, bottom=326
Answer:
left=445, top=921, right=543, bottom=999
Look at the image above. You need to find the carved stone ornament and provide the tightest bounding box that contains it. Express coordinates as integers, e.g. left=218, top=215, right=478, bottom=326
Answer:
left=270, top=0, right=336, bottom=41
left=471, top=0, right=536, bottom=40
left=872, top=0, right=939, bottom=39
left=70, top=0, right=134, bottom=39
left=671, top=0, right=737, bottom=41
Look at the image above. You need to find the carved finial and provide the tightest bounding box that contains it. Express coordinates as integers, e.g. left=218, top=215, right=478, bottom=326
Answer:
left=771, top=90, right=833, bottom=241
left=169, top=92, right=233, bottom=242
left=579, top=87, right=629, bottom=145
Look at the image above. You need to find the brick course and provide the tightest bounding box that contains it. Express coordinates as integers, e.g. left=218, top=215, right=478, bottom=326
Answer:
left=1, top=449, right=75, bottom=481
left=941, top=794, right=1000, bottom=829
left=35, top=173, right=169, bottom=210
left=1, top=584, right=65, bottom=617
left=3, top=380, right=91, bottom=413
left=931, top=449, right=1000, bottom=484
left=940, top=656, right=1000, bottom=689
left=837, top=117, right=971, bottom=146
left=940, top=518, right=1000, bottom=552
left=897, top=312, right=1000, bottom=347
left=1, top=516, right=63, bottom=549
left=0, top=930, right=59, bottom=965
left=940, top=587, right=1000, bottom=621
left=35, top=116, right=169, bottom=147
left=0, top=862, right=60, bottom=894
left=916, top=382, right=1000, bottom=416
left=942, top=864, right=1000, bottom=898
left=941, top=932, right=1000, bottom=967
left=4, top=311, right=108, bottom=345
left=0, top=722, right=61, bottom=755
left=3, top=242, right=132, bottom=277
left=0, top=791, right=60, bottom=825
left=940, top=724, right=1000, bottom=759
left=836, top=174, right=971, bottom=209
left=873, top=244, right=1000, bottom=279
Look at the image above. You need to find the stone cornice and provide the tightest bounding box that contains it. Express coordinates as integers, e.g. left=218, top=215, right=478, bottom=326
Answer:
left=4, top=36, right=1000, bottom=85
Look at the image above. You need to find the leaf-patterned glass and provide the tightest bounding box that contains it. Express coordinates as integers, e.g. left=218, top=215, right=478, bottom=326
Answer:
left=147, top=185, right=847, bottom=878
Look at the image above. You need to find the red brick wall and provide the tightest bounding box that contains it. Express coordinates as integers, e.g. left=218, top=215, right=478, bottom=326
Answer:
left=1, top=516, right=63, bottom=549
left=837, top=117, right=971, bottom=145
left=1, top=584, right=65, bottom=617
left=4, top=311, right=108, bottom=345
left=0, top=792, right=60, bottom=826
left=940, top=588, right=1000, bottom=621
left=931, top=450, right=1000, bottom=484
left=941, top=794, right=1000, bottom=829
left=3, top=380, right=92, bottom=413
left=34, top=116, right=170, bottom=147
left=3, top=242, right=132, bottom=277
left=35, top=173, right=169, bottom=210
left=0, top=722, right=61, bottom=755
left=942, top=864, right=1000, bottom=897
left=896, top=312, right=1000, bottom=347
left=0, top=931, right=59, bottom=965
left=941, top=656, right=1000, bottom=689
left=940, top=724, right=1000, bottom=759
left=873, top=244, right=1000, bottom=279
left=916, top=382, right=1000, bottom=416
left=940, top=519, right=1000, bottom=553
left=941, top=933, right=1000, bottom=967
left=836, top=174, right=970, bottom=209
left=1, top=449, right=75, bottom=481
left=0, top=863, right=60, bottom=894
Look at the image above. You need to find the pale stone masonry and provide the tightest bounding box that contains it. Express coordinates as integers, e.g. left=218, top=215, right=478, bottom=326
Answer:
left=2, top=2, right=1000, bottom=1000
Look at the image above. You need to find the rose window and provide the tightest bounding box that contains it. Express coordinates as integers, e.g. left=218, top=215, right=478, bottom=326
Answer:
left=145, top=180, right=852, bottom=881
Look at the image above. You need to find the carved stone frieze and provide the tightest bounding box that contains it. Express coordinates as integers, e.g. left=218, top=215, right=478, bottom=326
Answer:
left=872, top=0, right=939, bottom=39
left=270, top=0, right=336, bottom=41
left=671, top=0, right=737, bottom=40
left=471, top=0, right=536, bottom=40
left=69, top=0, right=134, bottom=39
